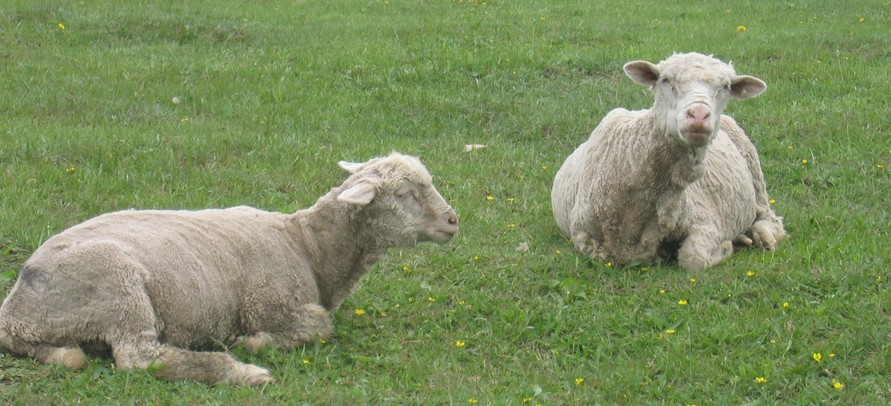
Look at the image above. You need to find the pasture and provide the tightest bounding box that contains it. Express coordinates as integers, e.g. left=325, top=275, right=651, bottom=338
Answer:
left=1, top=0, right=889, bottom=403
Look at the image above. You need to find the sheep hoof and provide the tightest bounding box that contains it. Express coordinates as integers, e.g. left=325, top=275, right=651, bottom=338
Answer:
left=750, top=220, right=785, bottom=251
left=226, top=363, right=276, bottom=386
left=47, top=347, right=88, bottom=369
left=241, top=332, right=272, bottom=354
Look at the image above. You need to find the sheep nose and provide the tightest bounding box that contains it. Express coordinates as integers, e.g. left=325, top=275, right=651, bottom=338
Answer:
left=445, top=212, right=458, bottom=226
left=686, top=106, right=711, bottom=124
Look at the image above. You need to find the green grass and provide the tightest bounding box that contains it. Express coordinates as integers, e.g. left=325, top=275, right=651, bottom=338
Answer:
left=1, top=0, right=890, bottom=404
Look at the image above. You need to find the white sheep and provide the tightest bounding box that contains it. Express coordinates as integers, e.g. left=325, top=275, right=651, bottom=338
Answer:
left=0, top=152, right=458, bottom=385
left=551, top=52, right=786, bottom=271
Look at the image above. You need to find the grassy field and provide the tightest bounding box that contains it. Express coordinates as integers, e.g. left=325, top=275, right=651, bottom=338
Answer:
left=1, top=0, right=889, bottom=404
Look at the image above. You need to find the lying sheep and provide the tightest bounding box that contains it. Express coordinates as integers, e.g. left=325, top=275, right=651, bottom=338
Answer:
left=0, top=152, right=458, bottom=385
left=551, top=52, right=786, bottom=271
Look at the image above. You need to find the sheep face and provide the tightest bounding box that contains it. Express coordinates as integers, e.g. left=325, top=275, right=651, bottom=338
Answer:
left=624, top=52, right=766, bottom=148
left=337, top=153, right=458, bottom=247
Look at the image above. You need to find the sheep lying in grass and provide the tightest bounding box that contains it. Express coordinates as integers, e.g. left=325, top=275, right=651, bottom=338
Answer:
left=551, top=52, right=786, bottom=271
left=0, top=152, right=458, bottom=386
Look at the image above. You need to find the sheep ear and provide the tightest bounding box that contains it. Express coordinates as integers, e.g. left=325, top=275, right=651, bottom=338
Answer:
left=337, top=182, right=377, bottom=205
left=730, top=75, right=767, bottom=99
left=338, top=161, right=364, bottom=173
left=624, top=61, right=660, bottom=87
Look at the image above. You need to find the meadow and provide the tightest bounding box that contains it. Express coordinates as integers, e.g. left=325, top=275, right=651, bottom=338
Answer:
left=1, top=0, right=889, bottom=404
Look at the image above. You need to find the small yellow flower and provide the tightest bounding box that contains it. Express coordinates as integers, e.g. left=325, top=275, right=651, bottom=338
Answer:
left=575, top=377, right=584, bottom=385
left=769, top=199, right=776, bottom=204
left=689, top=278, right=696, bottom=283
left=746, top=271, right=756, bottom=277
left=665, top=329, right=676, bottom=334
left=486, top=195, right=494, bottom=201
left=659, top=289, right=666, bottom=294
left=319, top=338, right=328, bottom=344
left=507, top=223, right=516, bottom=228
left=65, top=166, right=77, bottom=173
left=641, top=266, right=651, bottom=272
left=783, top=302, right=790, bottom=308
left=473, top=255, right=479, bottom=261
left=427, top=296, right=436, bottom=302
left=468, top=399, right=479, bottom=404
left=877, top=164, right=885, bottom=169
left=812, top=352, right=822, bottom=362
left=181, top=117, right=189, bottom=123
left=403, top=265, right=411, bottom=272
left=454, top=340, right=466, bottom=347
left=354, top=309, right=365, bottom=315
left=832, top=379, right=844, bottom=389
left=302, top=359, right=311, bottom=365
left=555, top=250, right=561, bottom=255
left=737, top=25, right=747, bottom=32
left=801, top=159, right=808, bottom=165
left=542, top=165, right=549, bottom=170
left=678, top=300, right=688, bottom=305
left=58, top=23, right=65, bottom=30
left=605, top=262, right=613, bottom=268
left=523, top=398, right=532, bottom=403
left=755, top=376, right=767, bottom=383
left=858, top=17, right=865, bottom=22
left=770, top=339, right=777, bottom=344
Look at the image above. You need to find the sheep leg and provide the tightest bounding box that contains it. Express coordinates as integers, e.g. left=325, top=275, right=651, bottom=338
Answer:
left=109, top=340, right=274, bottom=386
left=238, top=304, right=332, bottom=353
left=677, top=232, right=734, bottom=271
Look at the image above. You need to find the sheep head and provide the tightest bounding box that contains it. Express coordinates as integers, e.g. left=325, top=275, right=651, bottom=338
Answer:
left=623, top=52, right=766, bottom=148
left=336, top=152, right=458, bottom=247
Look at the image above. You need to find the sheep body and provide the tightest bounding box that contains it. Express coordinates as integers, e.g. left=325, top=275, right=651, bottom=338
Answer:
left=0, top=152, right=458, bottom=385
left=552, top=53, right=786, bottom=270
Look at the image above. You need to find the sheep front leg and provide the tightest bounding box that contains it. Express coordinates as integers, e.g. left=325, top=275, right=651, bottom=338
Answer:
left=677, top=231, right=734, bottom=271
left=239, top=304, right=333, bottom=353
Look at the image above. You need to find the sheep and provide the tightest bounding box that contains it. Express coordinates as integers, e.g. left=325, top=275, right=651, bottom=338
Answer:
left=0, top=152, right=458, bottom=386
left=551, top=52, right=786, bottom=271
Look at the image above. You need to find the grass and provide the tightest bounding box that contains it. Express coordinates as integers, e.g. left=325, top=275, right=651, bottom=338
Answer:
left=1, top=0, right=890, bottom=404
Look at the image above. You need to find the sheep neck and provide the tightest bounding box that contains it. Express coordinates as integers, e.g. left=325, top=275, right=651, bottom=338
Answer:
left=645, top=116, right=707, bottom=189
left=290, top=205, right=388, bottom=312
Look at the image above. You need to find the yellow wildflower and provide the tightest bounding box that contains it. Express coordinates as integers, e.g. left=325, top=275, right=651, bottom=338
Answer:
left=755, top=377, right=767, bottom=383
left=302, top=359, right=311, bottom=365
left=58, top=23, right=65, bottom=30
left=746, top=271, right=755, bottom=277
left=678, top=300, right=688, bottom=305
left=354, top=309, right=366, bottom=315
left=737, top=25, right=746, bottom=32
left=486, top=195, right=494, bottom=201
left=575, top=377, right=584, bottom=385
left=454, top=340, right=466, bottom=347
left=665, top=329, right=676, bottom=334
left=832, top=379, right=844, bottom=389
left=812, top=352, right=822, bottom=362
